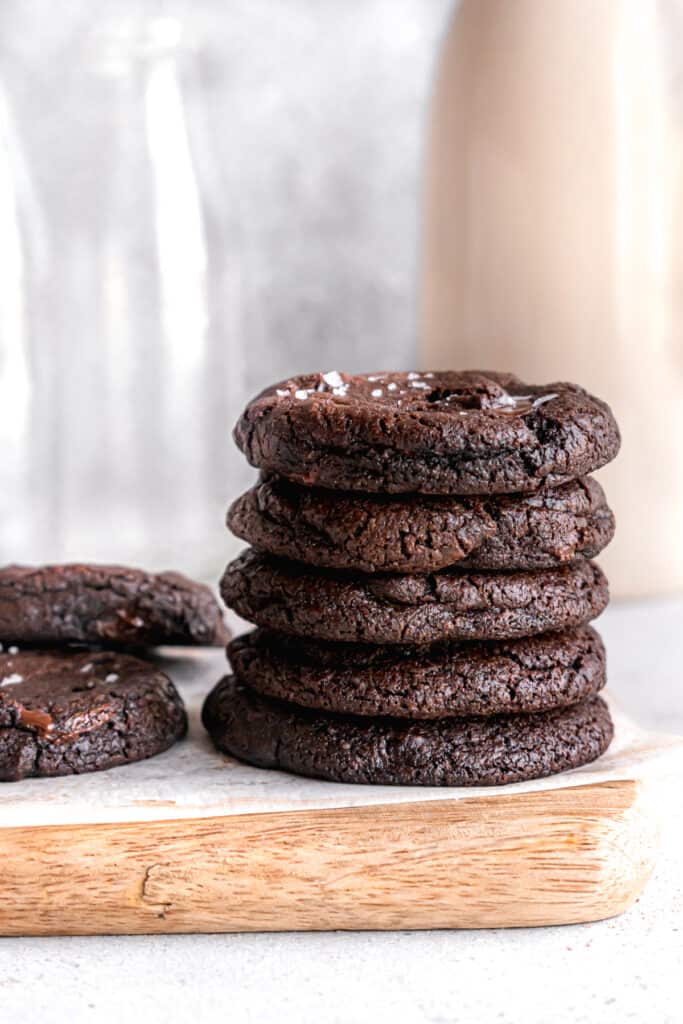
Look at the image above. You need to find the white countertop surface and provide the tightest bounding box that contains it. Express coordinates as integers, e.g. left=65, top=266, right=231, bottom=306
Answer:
left=1, top=597, right=682, bottom=1024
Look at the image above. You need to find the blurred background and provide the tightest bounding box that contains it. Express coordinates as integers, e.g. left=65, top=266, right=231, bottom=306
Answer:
left=0, top=0, right=681, bottom=597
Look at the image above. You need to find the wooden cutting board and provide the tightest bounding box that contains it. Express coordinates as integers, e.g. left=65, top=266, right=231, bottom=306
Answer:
left=0, top=651, right=678, bottom=935
left=0, top=778, right=659, bottom=935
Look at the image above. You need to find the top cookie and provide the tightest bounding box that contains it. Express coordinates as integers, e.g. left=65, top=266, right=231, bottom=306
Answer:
left=0, top=563, right=229, bottom=648
left=234, top=370, right=620, bottom=494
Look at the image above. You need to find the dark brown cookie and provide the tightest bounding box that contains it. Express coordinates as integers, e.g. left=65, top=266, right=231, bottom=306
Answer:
left=0, top=563, right=229, bottom=648
left=202, top=679, right=613, bottom=786
left=0, top=649, right=187, bottom=781
left=228, top=475, right=614, bottom=573
left=228, top=626, right=606, bottom=718
left=221, top=549, right=609, bottom=644
left=234, top=370, right=620, bottom=495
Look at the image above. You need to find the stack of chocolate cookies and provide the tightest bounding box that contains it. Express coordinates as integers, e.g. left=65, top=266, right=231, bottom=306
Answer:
left=0, top=563, right=227, bottom=781
left=205, top=370, right=620, bottom=787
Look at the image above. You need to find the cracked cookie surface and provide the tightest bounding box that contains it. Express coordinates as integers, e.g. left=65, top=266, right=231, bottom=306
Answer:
left=0, top=649, right=187, bottom=781
left=202, top=680, right=613, bottom=786
left=228, top=474, right=614, bottom=573
left=228, top=626, right=606, bottom=718
left=221, top=549, right=609, bottom=644
left=0, top=563, right=229, bottom=648
left=234, top=370, right=620, bottom=495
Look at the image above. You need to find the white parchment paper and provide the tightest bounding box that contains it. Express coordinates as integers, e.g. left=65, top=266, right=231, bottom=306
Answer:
left=1, top=648, right=682, bottom=829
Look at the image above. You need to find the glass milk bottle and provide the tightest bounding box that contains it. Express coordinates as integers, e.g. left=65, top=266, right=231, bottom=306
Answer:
left=422, top=0, right=683, bottom=598
left=0, top=11, right=250, bottom=578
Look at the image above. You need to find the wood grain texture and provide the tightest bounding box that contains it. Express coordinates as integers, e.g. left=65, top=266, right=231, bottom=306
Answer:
left=0, top=779, right=657, bottom=935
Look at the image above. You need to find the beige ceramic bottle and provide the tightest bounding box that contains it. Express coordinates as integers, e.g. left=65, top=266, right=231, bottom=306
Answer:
left=422, top=0, right=683, bottom=597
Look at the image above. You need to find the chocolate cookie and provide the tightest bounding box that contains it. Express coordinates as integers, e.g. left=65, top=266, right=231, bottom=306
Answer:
left=228, top=475, right=614, bottom=573
left=228, top=626, right=606, bottom=718
left=221, top=549, right=609, bottom=644
left=202, top=679, right=613, bottom=786
left=0, top=564, right=229, bottom=648
left=0, top=649, right=187, bottom=781
left=234, top=370, right=620, bottom=494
